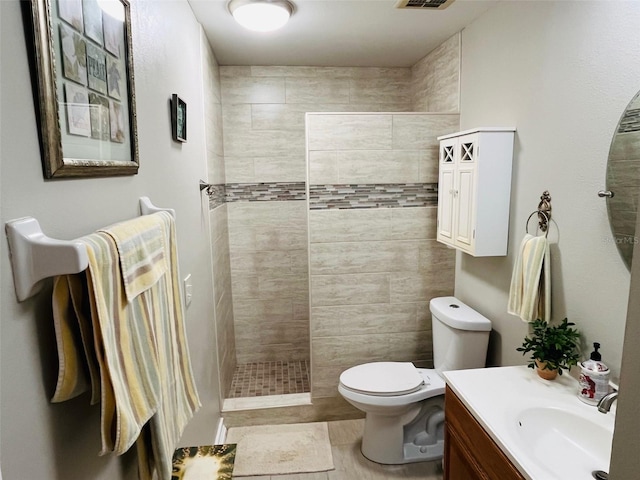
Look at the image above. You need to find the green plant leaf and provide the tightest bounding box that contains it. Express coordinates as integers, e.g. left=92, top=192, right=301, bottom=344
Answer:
left=517, top=318, right=580, bottom=373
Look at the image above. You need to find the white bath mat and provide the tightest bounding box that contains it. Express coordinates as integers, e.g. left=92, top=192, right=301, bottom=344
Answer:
left=226, top=422, right=334, bottom=477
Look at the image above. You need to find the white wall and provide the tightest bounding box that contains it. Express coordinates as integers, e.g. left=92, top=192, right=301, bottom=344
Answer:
left=455, top=1, right=640, bottom=380
left=0, top=0, right=221, bottom=478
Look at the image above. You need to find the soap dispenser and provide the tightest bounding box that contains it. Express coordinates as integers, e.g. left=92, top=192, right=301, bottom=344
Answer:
left=578, top=342, right=610, bottom=405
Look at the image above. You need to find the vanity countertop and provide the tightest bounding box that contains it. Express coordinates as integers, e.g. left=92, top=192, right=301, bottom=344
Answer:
left=443, top=365, right=615, bottom=480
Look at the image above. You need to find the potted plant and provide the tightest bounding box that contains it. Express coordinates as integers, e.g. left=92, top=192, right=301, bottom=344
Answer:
left=516, top=318, right=581, bottom=380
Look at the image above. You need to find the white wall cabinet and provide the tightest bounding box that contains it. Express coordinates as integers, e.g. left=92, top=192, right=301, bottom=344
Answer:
left=436, top=128, right=515, bottom=256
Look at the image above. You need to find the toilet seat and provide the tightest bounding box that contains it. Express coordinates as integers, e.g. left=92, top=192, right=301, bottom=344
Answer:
left=338, top=364, right=445, bottom=408
left=340, top=362, right=424, bottom=396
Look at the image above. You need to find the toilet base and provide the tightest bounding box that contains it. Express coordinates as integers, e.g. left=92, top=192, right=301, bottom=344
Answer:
left=362, top=439, right=444, bottom=465
left=360, top=396, right=445, bottom=465
left=402, top=439, right=444, bottom=463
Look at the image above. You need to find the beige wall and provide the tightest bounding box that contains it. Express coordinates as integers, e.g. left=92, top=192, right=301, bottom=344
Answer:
left=209, top=204, right=236, bottom=398
left=221, top=66, right=414, bottom=184
left=0, top=1, right=221, bottom=478
left=412, top=33, right=460, bottom=113
left=455, top=2, right=640, bottom=380
left=201, top=35, right=236, bottom=400
left=203, top=34, right=225, bottom=187
left=307, top=112, right=459, bottom=400
left=226, top=200, right=310, bottom=363
left=220, top=66, right=415, bottom=364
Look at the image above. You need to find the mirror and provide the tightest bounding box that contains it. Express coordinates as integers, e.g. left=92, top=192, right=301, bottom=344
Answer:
left=606, top=90, right=640, bottom=269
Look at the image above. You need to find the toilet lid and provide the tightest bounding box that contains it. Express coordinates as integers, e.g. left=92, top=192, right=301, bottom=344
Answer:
left=339, top=362, right=424, bottom=396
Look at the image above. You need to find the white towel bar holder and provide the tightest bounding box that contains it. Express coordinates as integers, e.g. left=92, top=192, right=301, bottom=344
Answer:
left=5, top=197, right=174, bottom=302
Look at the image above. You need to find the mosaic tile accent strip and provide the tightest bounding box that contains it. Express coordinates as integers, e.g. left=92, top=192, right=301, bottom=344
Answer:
left=225, top=182, right=306, bottom=203
left=309, top=183, right=438, bottom=209
left=618, top=107, right=640, bottom=133
left=207, top=184, right=227, bottom=210
left=229, top=361, right=310, bottom=398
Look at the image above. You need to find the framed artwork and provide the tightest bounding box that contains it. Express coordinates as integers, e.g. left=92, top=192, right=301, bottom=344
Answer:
left=27, top=0, right=138, bottom=178
left=64, top=83, right=91, bottom=136
left=86, top=43, right=107, bottom=94
left=82, top=0, right=103, bottom=45
left=171, top=94, right=187, bottom=143
left=88, top=93, right=109, bottom=140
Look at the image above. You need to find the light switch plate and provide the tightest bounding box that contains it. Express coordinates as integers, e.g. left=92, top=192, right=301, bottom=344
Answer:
left=183, top=273, right=193, bottom=308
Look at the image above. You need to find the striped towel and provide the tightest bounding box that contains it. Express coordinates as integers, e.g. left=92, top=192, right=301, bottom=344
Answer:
left=51, top=276, right=91, bottom=402
left=508, top=233, right=551, bottom=322
left=51, top=212, right=200, bottom=480
left=82, top=230, right=162, bottom=455
left=134, top=212, right=201, bottom=480
left=51, top=274, right=101, bottom=405
left=99, top=214, right=168, bottom=302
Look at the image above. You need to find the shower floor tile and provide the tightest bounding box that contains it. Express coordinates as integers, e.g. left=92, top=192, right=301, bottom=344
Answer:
left=229, top=360, right=310, bottom=398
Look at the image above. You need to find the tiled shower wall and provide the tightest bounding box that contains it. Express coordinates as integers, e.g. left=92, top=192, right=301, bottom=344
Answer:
left=220, top=66, right=415, bottom=365
left=202, top=35, right=236, bottom=398
left=307, top=112, right=460, bottom=400
left=412, top=33, right=460, bottom=113
left=208, top=32, right=461, bottom=409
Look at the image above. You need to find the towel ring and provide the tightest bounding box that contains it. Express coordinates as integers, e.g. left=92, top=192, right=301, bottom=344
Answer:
left=526, top=210, right=550, bottom=237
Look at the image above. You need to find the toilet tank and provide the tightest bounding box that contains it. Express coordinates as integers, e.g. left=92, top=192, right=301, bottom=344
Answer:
left=430, top=296, right=492, bottom=374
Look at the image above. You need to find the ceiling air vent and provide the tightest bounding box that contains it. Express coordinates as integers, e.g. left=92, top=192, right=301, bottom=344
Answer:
left=395, top=0, right=455, bottom=9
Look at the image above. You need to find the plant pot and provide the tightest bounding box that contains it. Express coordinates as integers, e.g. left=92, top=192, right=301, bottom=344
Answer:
left=535, top=359, right=558, bottom=380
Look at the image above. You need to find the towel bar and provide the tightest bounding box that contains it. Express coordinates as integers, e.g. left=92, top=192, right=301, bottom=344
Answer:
left=5, top=197, right=174, bottom=302
left=140, top=196, right=175, bottom=217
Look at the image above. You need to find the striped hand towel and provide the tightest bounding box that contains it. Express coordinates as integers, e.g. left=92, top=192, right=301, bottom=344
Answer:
left=51, top=211, right=199, bottom=480
left=51, top=274, right=101, bottom=405
left=508, top=233, right=551, bottom=322
left=84, top=212, right=200, bottom=478
left=51, top=275, right=91, bottom=403
left=99, top=213, right=168, bottom=303
left=81, top=231, right=162, bottom=455
left=133, top=211, right=201, bottom=480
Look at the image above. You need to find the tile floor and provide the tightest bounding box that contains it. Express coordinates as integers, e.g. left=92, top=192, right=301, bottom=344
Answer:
left=229, top=361, right=311, bottom=398
left=236, top=419, right=443, bottom=480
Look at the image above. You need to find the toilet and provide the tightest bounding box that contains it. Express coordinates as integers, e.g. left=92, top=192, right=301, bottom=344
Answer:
left=338, top=296, right=491, bottom=465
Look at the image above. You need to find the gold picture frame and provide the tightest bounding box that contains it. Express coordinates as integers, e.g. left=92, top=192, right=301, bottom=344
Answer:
left=28, top=0, right=139, bottom=178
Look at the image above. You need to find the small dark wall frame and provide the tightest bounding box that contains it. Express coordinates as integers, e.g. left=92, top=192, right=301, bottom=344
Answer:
left=171, top=94, right=187, bottom=143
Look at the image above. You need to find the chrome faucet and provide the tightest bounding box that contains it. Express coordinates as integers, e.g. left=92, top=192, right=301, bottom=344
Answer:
left=597, top=391, right=618, bottom=413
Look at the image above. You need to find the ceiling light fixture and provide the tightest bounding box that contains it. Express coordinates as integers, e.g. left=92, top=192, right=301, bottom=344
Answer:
left=228, top=0, right=294, bottom=32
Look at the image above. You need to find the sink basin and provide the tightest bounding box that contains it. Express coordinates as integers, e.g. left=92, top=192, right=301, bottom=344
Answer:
left=512, top=406, right=613, bottom=479
left=444, top=366, right=617, bottom=480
